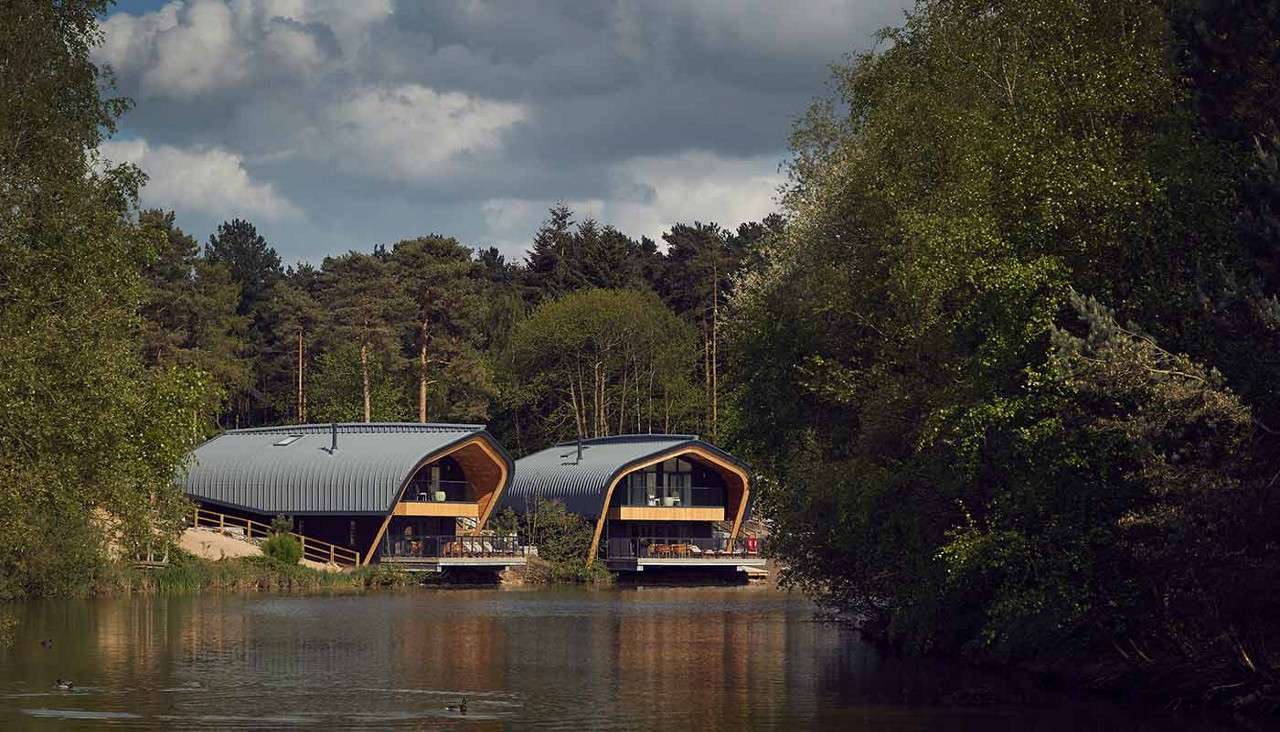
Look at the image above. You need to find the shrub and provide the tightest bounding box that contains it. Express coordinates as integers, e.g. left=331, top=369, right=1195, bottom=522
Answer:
left=350, top=564, right=413, bottom=588
left=520, top=556, right=614, bottom=585
left=262, top=532, right=302, bottom=565
left=523, top=497, right=594, bottom=564
left=487, top=507, right=520, bottom=536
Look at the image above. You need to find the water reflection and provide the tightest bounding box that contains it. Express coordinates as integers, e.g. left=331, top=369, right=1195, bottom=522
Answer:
left=0, top=587, right=1236, bottom=730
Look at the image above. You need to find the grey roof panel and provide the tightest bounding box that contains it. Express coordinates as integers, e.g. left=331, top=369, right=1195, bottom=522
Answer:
left=181, top=422, right=510, bottom=516
left=501, top=434, right=748, bottom=517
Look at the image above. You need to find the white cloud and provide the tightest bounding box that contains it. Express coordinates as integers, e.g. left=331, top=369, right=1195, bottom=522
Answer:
left=482, top=151, right=783, bottom=256
left=317, top=84, right=527, bottom=181
left=480, top=197, right=536, bottom=239
left=95, top=0, right=392, bottom=98
left=98, top=0, right=245, bottom=97
left=606, top=151, right=783, bottom=241
left=97, top=2, right=179, bottom=79
left=101, top=139, right=301, bottom=221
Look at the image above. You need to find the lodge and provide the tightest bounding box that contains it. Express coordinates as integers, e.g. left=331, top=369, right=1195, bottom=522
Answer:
left=181, top=422, right=523, bottom=571
left=501, top=434, right=766, bottom=572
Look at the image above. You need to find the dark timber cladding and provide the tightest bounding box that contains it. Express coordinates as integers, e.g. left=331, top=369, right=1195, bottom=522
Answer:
left=501, top=434, right=753, bottom=564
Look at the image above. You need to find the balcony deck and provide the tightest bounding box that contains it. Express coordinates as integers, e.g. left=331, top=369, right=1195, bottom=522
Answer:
left=379, top=534, right=526, bottom=572
left=606, top=505, right=725, bottom=521
left=603, top=536, right=766, bottom=572
left=393, top=480, right=482, bottom=518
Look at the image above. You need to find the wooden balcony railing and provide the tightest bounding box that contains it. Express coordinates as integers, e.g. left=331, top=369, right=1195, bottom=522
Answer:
left=604, top=535, right=765, bottom=560
left=382, top=533, right=522, bottom=560
left=612, top=485, right=726, bottom=508
left=189, top=506, right=362, bottom=567
left=401, top=480, right=474, bottom=503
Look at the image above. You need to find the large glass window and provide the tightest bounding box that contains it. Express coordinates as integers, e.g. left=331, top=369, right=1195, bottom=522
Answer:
left=612, top=457, right=725, bottom=507
left=405, top=457, right=469, bottom=501
left=625, top=469, right=657, bottom=506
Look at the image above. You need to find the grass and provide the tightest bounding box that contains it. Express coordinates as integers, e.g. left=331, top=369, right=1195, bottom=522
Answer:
left=106, top=551, right=615, bottom=595
left=520, top=556, right=614, bottom=585
left=116, top=551, right=415, bottom=594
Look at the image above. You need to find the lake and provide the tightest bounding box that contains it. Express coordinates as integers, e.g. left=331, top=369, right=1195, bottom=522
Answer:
left=0, top=586, right=1234, bottom=730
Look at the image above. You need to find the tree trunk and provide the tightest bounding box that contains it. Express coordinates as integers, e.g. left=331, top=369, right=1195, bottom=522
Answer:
left=648, top=363, right=655, bottom=433
left=711, top=258, right=719, bottom=441
left=575, top=359, right=588, bottom=438
left=513, top=407, right=523, bottom=454
left=592, top=360, right=602, bottom=438
left=663, top=384, right=670, bottom=433
left=618, top=363, right=627, bottom=435
left=569, top=375, right=584, bottom=440
left=360, top=342, right=371, bottom=423
left=703, top=320, right=712, bottom=434
left=635, top=361, right=642, bottom=433
left=296, top=327, right=305, bottom=424
left=418, top=321, right=429, bottom=423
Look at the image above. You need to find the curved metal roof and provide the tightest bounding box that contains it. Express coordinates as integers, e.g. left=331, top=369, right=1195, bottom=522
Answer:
left=181, top=422, right=511, bottom=516
left=501, top=434, right=748, bottom=517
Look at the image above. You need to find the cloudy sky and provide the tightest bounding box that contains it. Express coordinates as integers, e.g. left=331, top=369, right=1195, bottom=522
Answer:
left=97, top=0, right=908, bottom=264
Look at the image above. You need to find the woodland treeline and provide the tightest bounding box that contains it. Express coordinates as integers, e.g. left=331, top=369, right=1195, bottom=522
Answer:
left=729, top=0, right=1280, bottom=709
left=0, top=1, right=773, bottom=598
left=6, top=0, right=1280, bottom=710
left=139, top=204, right=779, bottom=454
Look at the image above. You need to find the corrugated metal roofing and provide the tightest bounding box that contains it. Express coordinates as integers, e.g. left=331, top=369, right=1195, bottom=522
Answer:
left=181, top=422, right=510, bottom=516
left=501, top=434, right=748, bottom=517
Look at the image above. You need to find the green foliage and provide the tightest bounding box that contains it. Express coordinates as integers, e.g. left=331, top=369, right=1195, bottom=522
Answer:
left=521, top=497, right=594, bottom=565
left=262, top=533, right=302, bottom=565
left=497, top=497, right=612, bottom=584
left=308, top=343, right=410, bottom=422
left=205, top=219, right=283, bottom=317
left=138, top=210, right=250, bottom=400
left=730, top=0, right=1280, bottom=691
left=262, top=517, right=302, bottom=564
left=253, top=278, right=323, bottom=422
left=507, top=288, right=700, bottom=446
left=390, top=235, right=495, bottom=422
left=522, top=556, right=614, bottom=585
left=128, top=552, right=370, bottom=594
left=0, top=610, right=15, bottom=649
left=0, top=0, right=220, bottom=600
left=350, top=563, right=414, bottom=588
left=486, top=507, right=521, bottom=536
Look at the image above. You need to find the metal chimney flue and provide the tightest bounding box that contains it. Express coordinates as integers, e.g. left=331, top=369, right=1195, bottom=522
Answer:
left=576, top=436, right=583, bottom=463
left=330, top=422, right=338, bottom=453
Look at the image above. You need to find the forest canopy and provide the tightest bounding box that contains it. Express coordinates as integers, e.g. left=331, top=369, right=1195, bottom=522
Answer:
left=5, top=0, right=1280, bottom=710
left=0, top=0, right=771, bottom=598
left=728, top=0, right=1280, bottom=704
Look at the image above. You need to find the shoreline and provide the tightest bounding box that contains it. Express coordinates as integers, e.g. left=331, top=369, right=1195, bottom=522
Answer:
left=836, top=619, right=1279, bottom=720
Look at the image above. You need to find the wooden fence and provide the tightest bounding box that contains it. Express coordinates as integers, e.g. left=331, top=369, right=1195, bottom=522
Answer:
left=189, top=506, right=362, bottom=567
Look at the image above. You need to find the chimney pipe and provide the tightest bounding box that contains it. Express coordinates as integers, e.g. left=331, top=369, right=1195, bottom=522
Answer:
left=576, top=436, right=582, bottom=463
left=330, top=422, right=338, bottom=453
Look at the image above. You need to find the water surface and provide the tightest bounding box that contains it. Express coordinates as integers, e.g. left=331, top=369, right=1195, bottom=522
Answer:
left=0, top=587, right=1233, bottom=729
